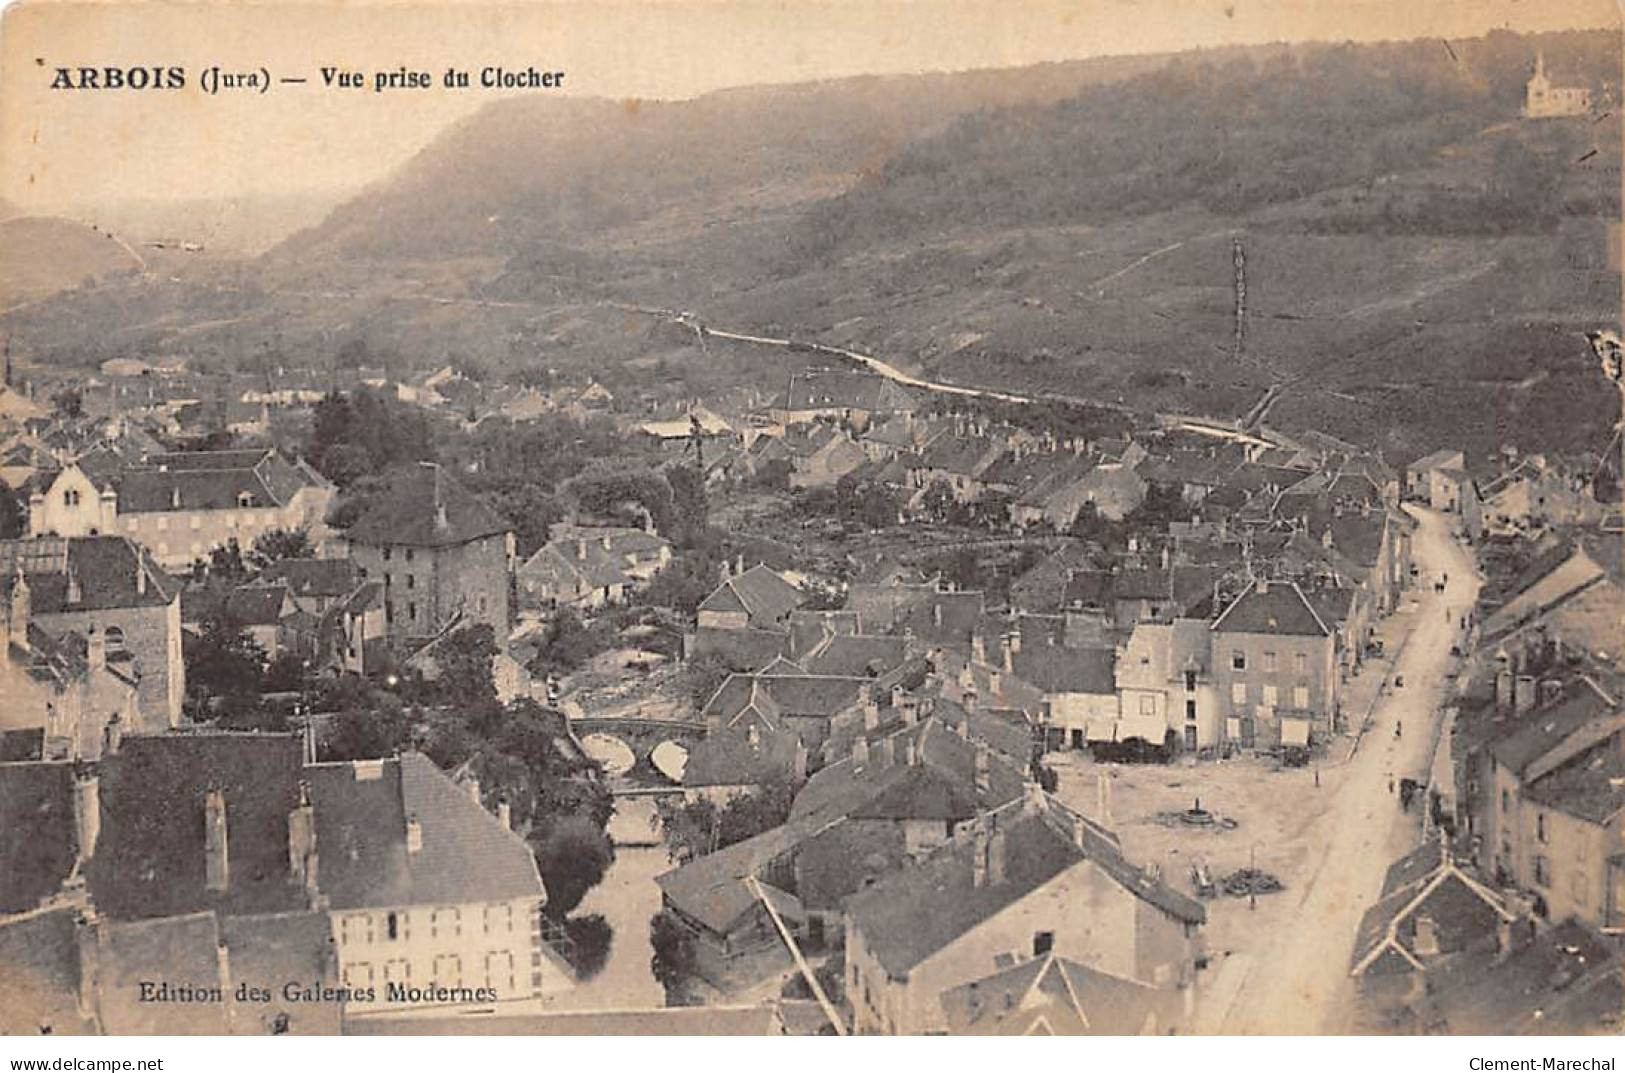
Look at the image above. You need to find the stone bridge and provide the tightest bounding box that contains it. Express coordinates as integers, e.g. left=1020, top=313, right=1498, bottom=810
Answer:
left=568, top=715, right=708, bottom=782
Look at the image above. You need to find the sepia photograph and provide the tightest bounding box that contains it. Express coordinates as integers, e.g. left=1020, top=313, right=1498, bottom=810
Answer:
left=0, top=0, right=1622, bottom=1044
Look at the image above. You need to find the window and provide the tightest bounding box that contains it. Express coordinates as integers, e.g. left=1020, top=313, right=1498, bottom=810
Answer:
left=1185, top=700, right=1197, bottom=722
left=343, top=962, right=374, bottom=990
left=104, top=626, right=126, bottom=651
left=384, top=959, right=410, bottom=987
left=432, top=954, right=462, bottom=987
left=1139, top=695, right=1156, bottom=716
left=1293, top=686, right=1310, bottom=709
left=1184, top=671, right=1197, bottom=692
left=1534, top=856, right=1550, bottom=887
left=1262, top=684, right=1278, bottom=708
left=405, top=549, right=415, bottom=563
left=63, top=489, right=80, bottom=507
left=387, top=912, right=399, bottom=940
left=237, top=492, right=255, bottom=508
left=157, top=517, right=168, bottom=532
left=1536, top=812, right=1547, bottom=844
left=1263, top=651, right=1277, bottom=671
left=385, top=600, right=394, bottom=622
left=1295, top=652, right=1308, bottom=674
left=383, top=547, right=392, bottom=562
left=485, top=952, right=515, bottom=995
left=1032, top=931, right=1054, bottom=957
left=1231, top=682, right=1247, bottom=705
left=406, top=574, right=415, bottom=590
left=1501, top=789, right=1511, bottom=811
left=408, top=601, right=417, bottom=621
left=1231, top=650, right=1246, bottom=671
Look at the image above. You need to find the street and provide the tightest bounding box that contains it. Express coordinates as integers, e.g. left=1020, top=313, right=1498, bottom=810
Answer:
left=1209, top=505, right=1480, bottom=1034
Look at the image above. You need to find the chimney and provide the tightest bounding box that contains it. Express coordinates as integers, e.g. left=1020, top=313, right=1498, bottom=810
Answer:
left=66, top=566, right=81, bottom=606
left=1515, top=675, right=1537, bottom=714
left=900, top=696, right=919, bottom=725
left=170, top=486, right=181, bottom=509
left=971, top=632, right=986, bottom=664
left=903, top=738, right=918, bottom=766
left=862, top=694, right=880, bottom=731
left=406, top=814, right=423, bottom=853
left=1256, top=578, right=1269, bottom=595
left=1161, top=545, right=1170, bottom=570
left=1496, top=917, right=1515, bottom=961
left=576, top=539, right=588, bottom=561
left=852, top=737, right=870, bottom=768
left=289, top=782, right=316, bottom=891
left=1495, top=670, right=1515, bottom=710
left=217, top=942, right=232, bottom=1001
left=7, top=569, right=29, bottom=651
left=136, top=559, right=147, bottom=596
left=988, top=829, right=1007, bottom=885
left=972, top=827, right=989, bottom=887
left=876, top=737, right=895, bottom=768
left=85, top=625, right=105, bottom=671
left=466, top=777, right=482, bottom=805
left=204, top=788, right=229, bottom=892
left=933, top=603, right=943, bottom=629
left=1413, top=914, right=1440, bottom=957
left=1321, top=528, right=1334, bottom=550
left=1002, top=638, right=1015, bottom=675
left=974, top=744, right=991, bottom=795
left=1008, top=627, right=1021, bottom=656
left=74, top=772, right=101, bottom=863
left=497, top=800, right=512, bottom=830
left=793, top=739, right=809, bottom=779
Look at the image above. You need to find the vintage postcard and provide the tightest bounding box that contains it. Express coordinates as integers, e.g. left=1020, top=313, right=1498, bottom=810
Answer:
left=0, top=0, right=1621, bottom=1041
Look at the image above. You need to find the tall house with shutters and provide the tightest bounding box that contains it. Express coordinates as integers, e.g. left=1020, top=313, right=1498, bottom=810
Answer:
left=1209, top=579, right=1338, bottom=751
left=305, top=753, right=574, bottom=1018
left=343, top=463, right=514, bottom=647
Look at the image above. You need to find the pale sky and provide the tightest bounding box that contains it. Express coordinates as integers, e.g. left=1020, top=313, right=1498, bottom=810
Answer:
left=0, top=0, right=1617, bottom=212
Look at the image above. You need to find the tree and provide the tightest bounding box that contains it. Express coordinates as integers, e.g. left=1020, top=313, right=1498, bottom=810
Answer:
left=656, top=781, right=796, bottom=863
left=248, top=527, right=314, bottom=570
left=561, top=914, right=613, bottom=982
left=203, top=539, right=249, bottom=583
left=183, top=615, right=268, bottom=720
left=535, top=814, right=614, bottom=919
left=51, top=387, right=83, bottom=419
left=685, top=651, right=733, bottom=709
left=419, top=623, right=499, bottom=709
left=649, top=909, right=699, bottom=1005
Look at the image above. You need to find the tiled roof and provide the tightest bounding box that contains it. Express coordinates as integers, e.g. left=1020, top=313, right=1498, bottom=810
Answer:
left=87, top=733, right=307, bottom=921
left=940, top=953, right=1182, bottom=1035
left=698, top=565, right=804, bottom=626
left=96, top=913, right=229, bottom=1033
left=305, top=753, right=543, bottom=910
left=1009, top=644, right=1116, bottom=696
left=0, top=906, right=96, bottom=1035
left=115, top=448, right=325, bottom=514
left=656, top=817, right=828, bottom=934
left=260, top=557, right=360, bottom=599
left=845, top=798, right=1202, bottom=977
left=345, top=463, right=509, bottom=548
left=0, top=536, right=174, bottom=612
left=1487, top=677, right=1616, bottom=776
left=225, top=584, right=291, bottom=627
left=1211, top=580, right=1329, bottom=637
left=0, top=762, right=78, bottom=913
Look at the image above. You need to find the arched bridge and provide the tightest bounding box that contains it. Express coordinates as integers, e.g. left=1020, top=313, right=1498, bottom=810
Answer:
left=568, top=715, right=708, bottom=782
